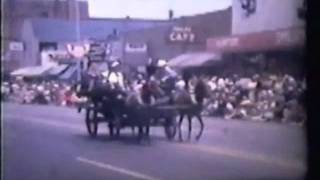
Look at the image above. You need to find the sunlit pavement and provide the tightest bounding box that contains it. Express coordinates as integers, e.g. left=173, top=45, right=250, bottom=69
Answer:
left=3, top=102, right=307, bottom=180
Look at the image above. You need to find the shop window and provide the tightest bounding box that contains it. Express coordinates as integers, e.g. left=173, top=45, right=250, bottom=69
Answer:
left=39, top=42, right=57, bottom=52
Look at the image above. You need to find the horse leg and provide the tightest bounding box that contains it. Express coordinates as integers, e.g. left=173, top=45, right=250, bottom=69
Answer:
left=138, top=125, right=143, bottom=142
left=116, top=126, right=120, bottom=137
left=195, top=114, right=204, bottom=141
left=78, top=106, right=82, bottom=113
left=187, top=115, right=192, bottom=141
left=145, top=122, right=151, bottom=144
left=146, top=122, right=150, bottom=138
left=178, top=114, right=185, bottom=142
left=108, top=123, right=115, bottom=138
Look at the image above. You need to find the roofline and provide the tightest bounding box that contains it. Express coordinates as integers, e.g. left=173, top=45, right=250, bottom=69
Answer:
left=173, top=6, right=232, bottom=20
left=29, top=17, right=172, bottom=24
left=88, top=7, right=231, bottom=22
left=29, top=6, right=231, bottom=23
left=124, top=23, right=174, bottom=34
left=87, top=17, right=171, bottom=23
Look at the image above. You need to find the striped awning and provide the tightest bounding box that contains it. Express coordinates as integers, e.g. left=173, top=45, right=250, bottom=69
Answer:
left=168, top=52, right=221, bottom=68
left=47, top=64, right=69, bottom=76
left=59, top=65, right=77, bottom=80
left=10, top=66, right=52, bottom=77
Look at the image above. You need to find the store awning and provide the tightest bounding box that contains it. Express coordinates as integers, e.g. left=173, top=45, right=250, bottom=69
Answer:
left=168, top=52, right=221, bottom=68
left=59, top=65, right=77, bottom=80
left=10, top=66, right=52, bottom=77
left=47, top=64, right=69, bottom=76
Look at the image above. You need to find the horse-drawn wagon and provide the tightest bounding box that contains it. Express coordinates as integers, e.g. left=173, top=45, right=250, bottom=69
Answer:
left=75, top=56, right=205, bottom=143
left=79, top=95, right=178, bottom=141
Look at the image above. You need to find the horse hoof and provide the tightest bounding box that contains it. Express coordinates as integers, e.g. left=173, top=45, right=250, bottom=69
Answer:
left=146, top=139, right=151, bottom=145
left=195, top=136, right=201, bottom=141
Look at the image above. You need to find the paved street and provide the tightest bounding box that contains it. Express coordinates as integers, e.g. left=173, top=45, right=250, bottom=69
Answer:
left=3, top=102, right=307, bottom=180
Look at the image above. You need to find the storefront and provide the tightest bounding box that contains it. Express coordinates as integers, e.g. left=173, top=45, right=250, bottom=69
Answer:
left=206, top=27, right=305, bottom=77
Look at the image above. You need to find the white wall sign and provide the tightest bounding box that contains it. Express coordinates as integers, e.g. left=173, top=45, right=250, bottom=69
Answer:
left=9, top=41, right=24, bottom=51
left=125, top=43, right=147, bottom=53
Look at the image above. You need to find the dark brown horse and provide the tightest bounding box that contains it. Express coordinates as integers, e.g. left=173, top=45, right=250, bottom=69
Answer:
left=146, top=77, right=206, bottom=141
left=173, top=88, right=204, bottom=141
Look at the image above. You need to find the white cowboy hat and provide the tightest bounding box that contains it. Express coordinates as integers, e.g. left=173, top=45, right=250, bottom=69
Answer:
left=157, top=59, right=167, bottom=67
left=176, top=80, right=185, bottom=89
left=111, top=61, right=120, bottom=68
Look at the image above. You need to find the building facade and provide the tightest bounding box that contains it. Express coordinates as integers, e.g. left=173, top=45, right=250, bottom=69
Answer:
left=3, top=0, right=89, bottom=21
left=231, top=0, right=305, bottom=35
left=2, top=0, right=89, bottom=72
left=11, top=18, right=171, bottom=70
left=122, top=7, right=232, bottom=68
left=206, top=0, right=306, bottom=77
left=3, top=6, right=232, bottom=72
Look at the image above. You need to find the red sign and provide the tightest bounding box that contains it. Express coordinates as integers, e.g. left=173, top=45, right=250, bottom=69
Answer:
left=206, top=27, right=305, bottom=53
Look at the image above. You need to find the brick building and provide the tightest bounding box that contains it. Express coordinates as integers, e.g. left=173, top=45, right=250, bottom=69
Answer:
left=2, top=0, right=88, bottom=73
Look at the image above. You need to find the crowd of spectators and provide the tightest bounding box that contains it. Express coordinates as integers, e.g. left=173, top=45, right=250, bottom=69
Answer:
left=197, top=74, right=306, bottom=124
left=1, top=72, right=306, bottom=125
left=1, top=80, right=84, bottom=106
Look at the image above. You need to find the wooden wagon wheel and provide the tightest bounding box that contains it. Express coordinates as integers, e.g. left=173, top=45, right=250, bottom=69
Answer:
left=164, top=116, right=177, bottom=140
left=85, top=108, right=98, bottom=137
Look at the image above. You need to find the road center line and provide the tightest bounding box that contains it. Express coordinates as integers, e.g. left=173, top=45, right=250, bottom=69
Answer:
left=76, top=157, right=162, bottom=180
left=4, top=114, right=84, bottom=132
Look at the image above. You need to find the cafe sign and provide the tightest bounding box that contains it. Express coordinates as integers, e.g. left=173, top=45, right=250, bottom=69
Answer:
left=168, top=26, right=195, bottom=43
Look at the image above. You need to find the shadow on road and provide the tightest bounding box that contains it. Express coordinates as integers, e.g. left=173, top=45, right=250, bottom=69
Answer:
left=72, top=132, right=185, bottom=147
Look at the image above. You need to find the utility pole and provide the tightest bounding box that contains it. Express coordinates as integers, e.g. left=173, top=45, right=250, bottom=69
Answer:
left=75, top=0, right=81, bottom=83
left=75, top=0, right=80, bottom=42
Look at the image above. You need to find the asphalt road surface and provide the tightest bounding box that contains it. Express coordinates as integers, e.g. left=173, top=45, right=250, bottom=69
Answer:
left=3, top=103, right=307, bottom=180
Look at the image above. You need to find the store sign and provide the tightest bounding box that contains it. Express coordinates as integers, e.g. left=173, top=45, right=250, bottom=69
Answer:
left=207, top=27, right=305, bottom=53
left=125, top=43, right=147, bottom=53
left=169, top=26, right=195, bottom=43
left=9, top=41, right=24, bottom=51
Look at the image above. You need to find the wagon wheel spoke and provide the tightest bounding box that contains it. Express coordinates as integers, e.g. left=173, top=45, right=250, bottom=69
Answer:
left=164, top=116, right=177, bottom=140
left=85, top=108, right=98, bottom=137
